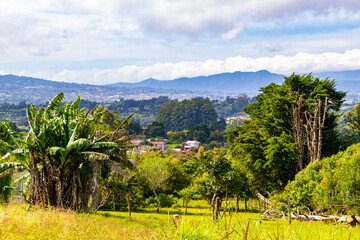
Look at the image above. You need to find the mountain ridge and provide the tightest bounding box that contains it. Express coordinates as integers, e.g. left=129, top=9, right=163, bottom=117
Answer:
left=106, top=70, right=285, bottom=93
left=1, top=69, right=360, bottom=104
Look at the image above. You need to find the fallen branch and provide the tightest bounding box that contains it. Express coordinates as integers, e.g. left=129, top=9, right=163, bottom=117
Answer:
left=256, top=193, right=274, bottom=205
left=262, top=210, right=360, bottom=226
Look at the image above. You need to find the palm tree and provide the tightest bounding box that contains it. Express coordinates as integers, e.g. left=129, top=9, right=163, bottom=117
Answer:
left=1, top=93, right=134, bottom=210
left=0, top=119, right=28, bottom=203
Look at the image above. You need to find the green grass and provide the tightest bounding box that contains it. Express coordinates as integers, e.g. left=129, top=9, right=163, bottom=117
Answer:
left=166, top=144, right=182, bottom=148
left=0, top=200, right=359, bottom=239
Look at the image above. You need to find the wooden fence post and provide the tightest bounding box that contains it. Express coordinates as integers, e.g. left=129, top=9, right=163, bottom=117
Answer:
left=288, top=199, right=291, bottom=224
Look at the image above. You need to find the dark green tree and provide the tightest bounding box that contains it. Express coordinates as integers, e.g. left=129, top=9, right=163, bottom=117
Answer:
left=228, top=74, right=346, bottom=193
left=127, top=121, right=143, bottom=135
left=156, top=98, right=218, bottom=131
left=187, top=124, right=210, bottom=143
left=145, top=121, right=166, bottom=138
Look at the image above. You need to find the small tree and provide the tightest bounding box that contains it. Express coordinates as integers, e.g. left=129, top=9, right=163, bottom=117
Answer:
left=197, top=148, right=233, bottom=220
left=179, top=186, right=194, bottom=214
left=137, top=152, right=170, bottom=213
left=99, top=173, right=136, bottom=218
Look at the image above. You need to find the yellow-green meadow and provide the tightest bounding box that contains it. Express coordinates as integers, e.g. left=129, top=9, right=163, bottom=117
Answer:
left=1, top=200, right=358, bottom=240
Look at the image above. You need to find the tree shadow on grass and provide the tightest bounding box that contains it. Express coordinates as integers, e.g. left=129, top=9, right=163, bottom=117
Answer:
left=96, top=211, right=127, bottom=220
left=96, top=208, right=260, bottom=219
left=135, top=208, right=211, bottom=216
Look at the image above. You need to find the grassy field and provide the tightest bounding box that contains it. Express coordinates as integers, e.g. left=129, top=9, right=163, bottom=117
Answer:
left=0, top=200, right=359, bottom=239
left=165, top=144, right=182, bottom=148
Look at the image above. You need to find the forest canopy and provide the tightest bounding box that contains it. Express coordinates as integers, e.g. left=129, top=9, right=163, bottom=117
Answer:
left=156, top=98, right=218, bottom=132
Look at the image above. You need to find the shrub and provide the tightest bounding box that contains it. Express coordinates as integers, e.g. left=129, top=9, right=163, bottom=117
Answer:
left=158, top=193, right=175, bottom=207
left=277, top=143, right=360, bottom=214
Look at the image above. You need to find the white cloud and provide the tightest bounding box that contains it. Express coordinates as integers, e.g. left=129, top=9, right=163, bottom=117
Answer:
left=24, top=49, right=360, bottom=84
left=2, top=0, right=359, bottom=39
left=1, top=0, right=360, bottom=82
left=222, top=23, right=244, bottom=40
left=56, top=0, right=360, bottom=35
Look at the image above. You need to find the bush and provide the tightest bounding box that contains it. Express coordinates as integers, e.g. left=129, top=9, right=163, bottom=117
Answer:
left=158, top=193, right=175, bottom=207
left=145, top=196, right=156, bottom=206
left=171, top=203, right=181, bottom=209
left=114, top=189, right=145, bottom=211
left=277, top=143, right=360, bottom=214
left=129, top=189, right=146, bottom=210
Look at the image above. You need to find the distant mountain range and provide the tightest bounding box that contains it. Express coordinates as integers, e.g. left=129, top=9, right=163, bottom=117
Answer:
left=108, top=69, right=360, bottom=94
left=0, top=74, right=218, bottom=104
left=107, top=70, right=285, bottom=93
left=313, top=70, right=360, bottom=93
left=1, top=69, right=360, bottom=104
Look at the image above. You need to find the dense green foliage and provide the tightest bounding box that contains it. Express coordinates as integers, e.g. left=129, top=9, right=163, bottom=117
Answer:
left=156, top=98, right=218, bottom=131
left=109, top=96, right=170, bottom=126
left=0, top=93, right=134, bottom=210
left=196, top=148, right=248, bottom=200
left=228, top=74, right=346, bottom=193
left=337, top=103, right=360, bottom=150
left=277, top=142, right=360, bottom=214
left=0, top=95, right=253, bottom=132
left=0, top=119, right=19, bottom=202
left=0, top=173, right=12, bottom=203
left=211, top=95, right=255, bottom=118
left=145, top=121, right=166, bottom=138
left=126, top=121, right=143, bottom=135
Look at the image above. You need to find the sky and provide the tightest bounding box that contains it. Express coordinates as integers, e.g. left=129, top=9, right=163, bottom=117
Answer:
left=0, top=0, right=360, bottom=84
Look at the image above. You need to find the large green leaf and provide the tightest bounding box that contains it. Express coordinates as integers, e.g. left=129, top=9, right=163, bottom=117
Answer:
left=91, top=142, right=117, bottom=149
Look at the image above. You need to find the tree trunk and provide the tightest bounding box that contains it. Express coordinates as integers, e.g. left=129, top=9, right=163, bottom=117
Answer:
left=214, top=197, right=220, bottom=221
left=244, top=198, right=247, bottom=212
left=52, top=166, right=64, bottom=209
left=55, top=176, right=63, bottom=209
left=153, top=189, right=160, bottom=213
left=224, top=186, right=227, bottom=227
left=81, top=178, right=91, bottom=211
left=126, top=193, right=131, bottom=219
left=290, top=94, right=305, bottom=172
left=72, top=173, right=77, bottom=210
left=41, top=155, right=50, bottom=208
left=77, top=168, right=84, bottom=210
left=305, top=98, right=327, bottom=163
left=210, top=191, right=217, bottom=221
left=90, top=161, right=99, bottom=212
left=235, top=196, right=238, bottom=213
left=29, top=149, right=40, bottom=205
left=113, top=195, right=115, bottom=211
left=264, top=199, right=266, bottom=210
left=185, top=201, right=188, bottom=214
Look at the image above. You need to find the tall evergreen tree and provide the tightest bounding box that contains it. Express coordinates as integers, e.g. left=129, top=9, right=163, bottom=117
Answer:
left=228, top=74, right=346, bottom=193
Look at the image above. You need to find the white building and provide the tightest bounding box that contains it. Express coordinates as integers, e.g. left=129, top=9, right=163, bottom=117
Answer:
left=183, top=141, right=201, bottom=150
